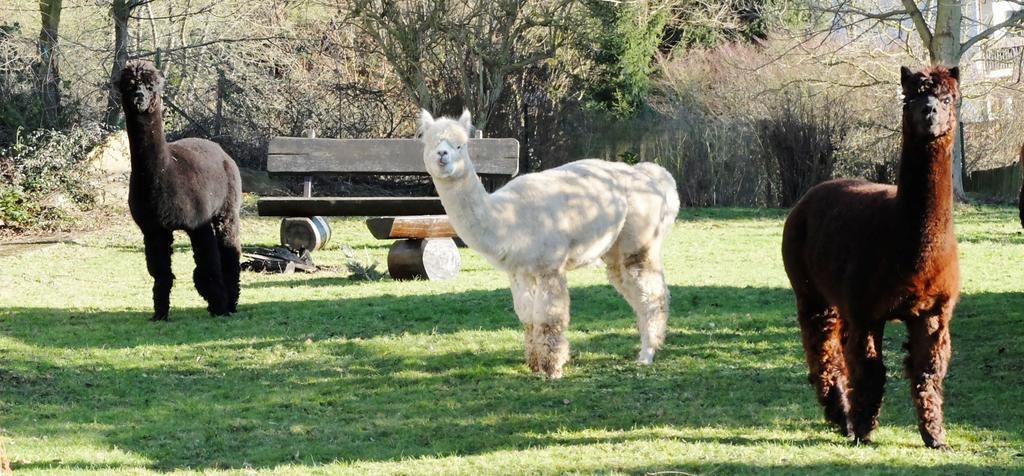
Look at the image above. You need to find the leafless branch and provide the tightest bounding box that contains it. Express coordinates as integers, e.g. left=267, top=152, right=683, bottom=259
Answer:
left=961, top=9, right=1024, bottom=54
left=900, top=0, right=934, bottom=46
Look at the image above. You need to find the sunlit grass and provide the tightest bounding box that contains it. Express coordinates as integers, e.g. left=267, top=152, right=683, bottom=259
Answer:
left=0, top=205, right=1021, bottom=474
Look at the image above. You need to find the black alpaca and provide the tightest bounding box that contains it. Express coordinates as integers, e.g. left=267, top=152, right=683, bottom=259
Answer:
left=118, top=60, right=242, bottom=320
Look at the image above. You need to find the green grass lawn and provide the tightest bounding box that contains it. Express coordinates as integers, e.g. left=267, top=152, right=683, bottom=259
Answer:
left=1, top=205, right=1022, bottom=475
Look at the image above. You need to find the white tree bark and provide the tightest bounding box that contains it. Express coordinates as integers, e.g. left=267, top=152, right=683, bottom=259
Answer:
left=901, top=0, right=968, bottom=200
left=928, top=0, right=967, bottom=201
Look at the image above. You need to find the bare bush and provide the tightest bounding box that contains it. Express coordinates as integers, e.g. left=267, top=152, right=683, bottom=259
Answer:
left=648, top=37, right=919, bottom=206
left=662, top=115, right=765, bottom=207
left=759, top=90, right=851, bottom=207
left=166, top=16, right=412, bottom=170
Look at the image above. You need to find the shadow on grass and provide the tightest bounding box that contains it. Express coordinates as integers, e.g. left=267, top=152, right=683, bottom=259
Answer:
left=1, top=286, right=1021, bottom=472
left=12, top=461, right=135, bottom=472
left=614, top=461, right=1019, bottom=475
left=0, top=285, right=793, bottom=349
left=17, top=459, right=1006, bottom=475
left=243, top=274, right=371, bottom=290
left=957, top=229, right=1024, bottom=245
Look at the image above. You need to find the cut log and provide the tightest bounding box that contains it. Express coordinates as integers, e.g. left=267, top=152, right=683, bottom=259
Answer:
left=280, top=216, right=331, bottom=251
left=387, top=238, right=460, bottom=280
left=365, top=215, right=457, bottom=239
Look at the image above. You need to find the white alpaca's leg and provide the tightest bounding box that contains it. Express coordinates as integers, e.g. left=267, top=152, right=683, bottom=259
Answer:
left=527, top=272, right=571, bottom=378
left=603, top=245, right=631, bottom=299
left=610, top=251, right=669, bottom=365
left=510, top=273, right=542, bottom=374
left=605, top=249, right=651, bottom=362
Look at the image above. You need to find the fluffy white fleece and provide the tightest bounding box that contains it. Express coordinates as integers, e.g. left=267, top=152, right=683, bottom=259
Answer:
left=420, top=109, right=680, bottom=378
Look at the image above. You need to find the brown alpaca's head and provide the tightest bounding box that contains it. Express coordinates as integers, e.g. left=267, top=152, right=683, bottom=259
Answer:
left=901, top=65, right=960, bottom=140
left=117, top=60, right=165, bottom=114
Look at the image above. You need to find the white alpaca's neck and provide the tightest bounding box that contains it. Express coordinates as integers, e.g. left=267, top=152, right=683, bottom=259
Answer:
left=432, top=161, right=503, bottom=261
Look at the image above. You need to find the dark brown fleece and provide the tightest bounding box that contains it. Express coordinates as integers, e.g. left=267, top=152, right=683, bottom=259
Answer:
left=781, top=66, right=961, bottom=449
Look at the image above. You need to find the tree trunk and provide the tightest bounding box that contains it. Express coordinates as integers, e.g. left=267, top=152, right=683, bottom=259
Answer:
left=951, top=106, right=967, bottom=200
left=929, top=0, right=969, bottom=201
left=104, top=0, right=132, bottom=127
left=520, top=82, right=531, bottom=175
left=37, top=0, right=62, bottom=127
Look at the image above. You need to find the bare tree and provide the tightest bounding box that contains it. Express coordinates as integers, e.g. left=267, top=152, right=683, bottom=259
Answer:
left=103, top=0, right=153, bottom=126
left=813, top=0, right=1024, bottom=200
left=347, top=0, right=578, bottom=132
left=348, top=0, right=447, bottom=113
left=37, top=0, right=62, bottom=126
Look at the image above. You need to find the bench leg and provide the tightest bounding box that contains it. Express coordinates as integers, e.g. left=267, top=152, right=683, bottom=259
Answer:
left=387, top=238, right=461, bottom=280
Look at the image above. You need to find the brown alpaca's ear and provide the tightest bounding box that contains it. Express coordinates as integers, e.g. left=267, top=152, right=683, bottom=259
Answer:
left=900, top=66, right=914, bottom=90
left=948, top=66, right=960, bottom=84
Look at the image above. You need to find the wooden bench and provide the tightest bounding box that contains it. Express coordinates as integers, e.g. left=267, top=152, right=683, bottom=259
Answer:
left=257, top=136, right=519, bottom=280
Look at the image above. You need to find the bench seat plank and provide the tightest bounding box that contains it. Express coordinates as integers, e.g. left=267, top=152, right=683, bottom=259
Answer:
left=268, top=138, right=519, bottom=176
left=365, top=216, right=457, bottom=239
left=257, top=197, right=446, bottom=217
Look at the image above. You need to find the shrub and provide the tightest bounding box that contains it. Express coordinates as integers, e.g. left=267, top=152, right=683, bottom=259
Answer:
left=673, top=117, right=766, bottom=206
left=758, top=90, right=851, bottom=207
left=0, top=123, right=106, bottom=230
left=648, top=39, right=905, bottom=206
left=582, top=2, right=668, bottom=116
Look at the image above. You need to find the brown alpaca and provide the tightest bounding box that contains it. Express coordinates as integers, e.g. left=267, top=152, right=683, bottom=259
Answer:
left=782, top=65, right=961, bottom=449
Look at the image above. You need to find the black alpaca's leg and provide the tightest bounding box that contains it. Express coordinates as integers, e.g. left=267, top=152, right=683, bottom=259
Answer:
left=845, top=321, right=887, bottom=444
left=796, top=298, right=850, bottom=435
left=143, top=229, right=174, bottom=321
left=214, top=213, right=241, bottom=313
left=187, top=223, right=230, bottom=316
left=905, top=312, right=953, bottom=449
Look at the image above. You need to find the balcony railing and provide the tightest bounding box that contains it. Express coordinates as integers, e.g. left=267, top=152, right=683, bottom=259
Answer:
left=982, top=44, right=1023, bottom=78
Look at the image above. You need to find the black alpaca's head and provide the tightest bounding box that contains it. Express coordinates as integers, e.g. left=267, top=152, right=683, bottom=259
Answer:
left=117, top=60, right=165, bottom=114
left=900, top=65, right=960, bottom=140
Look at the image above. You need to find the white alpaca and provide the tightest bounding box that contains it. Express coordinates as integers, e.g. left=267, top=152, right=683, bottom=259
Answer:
left=419, top=109, right=680, bottom=378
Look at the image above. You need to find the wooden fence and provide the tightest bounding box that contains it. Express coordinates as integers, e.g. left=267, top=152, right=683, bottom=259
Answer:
left=966, top=162, right=1022, bottom=202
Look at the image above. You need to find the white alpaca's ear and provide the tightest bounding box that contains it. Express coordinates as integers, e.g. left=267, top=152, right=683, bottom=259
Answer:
left=419, top=109, right=434, bottom=128
left=458, top=109, right=472, bottom=130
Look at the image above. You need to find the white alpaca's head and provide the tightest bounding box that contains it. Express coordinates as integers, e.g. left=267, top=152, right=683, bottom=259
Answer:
left=418, top=109, right=473, bottom=180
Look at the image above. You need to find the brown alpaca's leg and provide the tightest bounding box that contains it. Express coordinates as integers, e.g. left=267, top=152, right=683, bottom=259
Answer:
left=143, top=229, right=174, bottom=321
left=214, top=213, right=241, bottom=313
left=796, top=299, right=849, bottom=435
left=187, top=224, right=230, bottom=316
left=845, top=321, right=887, bottom=444
left=905, top=311, right=953, bottom=449
left=606, top=251, right=668, bottom=364
left=528, top=273, right=571, bottom=379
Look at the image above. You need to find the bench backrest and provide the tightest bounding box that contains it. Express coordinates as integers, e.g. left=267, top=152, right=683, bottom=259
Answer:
left=267, top=137, right=520, bottom=177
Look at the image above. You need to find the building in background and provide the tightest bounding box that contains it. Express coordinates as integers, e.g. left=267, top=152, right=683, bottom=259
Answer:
left=968, top=1, right=1023, bottom=119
